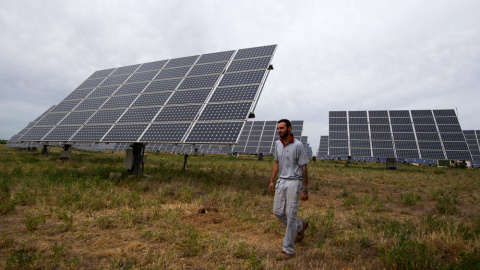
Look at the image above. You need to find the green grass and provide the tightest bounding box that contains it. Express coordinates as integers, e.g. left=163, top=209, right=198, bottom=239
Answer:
left=0, top=145, right=479, bottom=269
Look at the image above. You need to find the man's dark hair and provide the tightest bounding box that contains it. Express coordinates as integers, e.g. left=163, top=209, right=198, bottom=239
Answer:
left=277, top=119, right=292, bottom=128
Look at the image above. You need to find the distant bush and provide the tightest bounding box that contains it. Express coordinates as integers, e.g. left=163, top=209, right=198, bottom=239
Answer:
left=0, top=140, right=7, bottom=144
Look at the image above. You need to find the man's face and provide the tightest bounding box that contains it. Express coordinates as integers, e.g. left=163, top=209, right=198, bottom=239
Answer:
left=277, top=122, right=291, bottom=139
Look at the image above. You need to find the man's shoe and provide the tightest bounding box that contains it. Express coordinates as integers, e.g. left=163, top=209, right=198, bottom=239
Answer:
left=276, top=251, right=295, bottom=261
left=295, top=220, right=309, bottom=243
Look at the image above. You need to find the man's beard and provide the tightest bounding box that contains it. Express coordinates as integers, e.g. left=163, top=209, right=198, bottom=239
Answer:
left=280, top=131, right=290, bottom=139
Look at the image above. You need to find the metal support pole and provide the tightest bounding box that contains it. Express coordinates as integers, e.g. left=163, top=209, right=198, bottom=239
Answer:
left=42, top=145, right=49, bottom=155
left=130, top=143, right=145, bottom=176
left=183, top=154, right=189, bottom=171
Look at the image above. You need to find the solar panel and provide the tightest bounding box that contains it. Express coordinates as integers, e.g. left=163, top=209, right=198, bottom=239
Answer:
left=232, top=120, right=304, bottom=154
left=17, top=45, right=277, bottom=144
left=327, top=109, right=472, bottom=161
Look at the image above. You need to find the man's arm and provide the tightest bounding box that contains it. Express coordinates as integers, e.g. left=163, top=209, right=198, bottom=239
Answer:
left=301, top=164, right=308, bottom=201
left=269, top=160, right=279, bottom=194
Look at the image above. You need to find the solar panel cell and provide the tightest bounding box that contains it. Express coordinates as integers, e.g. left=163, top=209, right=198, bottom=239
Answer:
left=132, top=92, right=172, bottom=107
left=370, top=118, right=390, bottom=125
left=20, top=126, right=53, bottom=141
left=118, top=107, right=161, bottom=123
left=185, top=122, right=243, bottom=143
left=329, top=132, right=348, bottom=140
left=227, top=57, right=271, bottom=72
left=435, top=117, right=460, bottom=125
left=89, top=85, right=119, bottom=98
left=87, top=109, right=125, bottom=124
left=164, top=55, right=199, bottom=68
left=60, top=111, right=95, bottom=125
left=440, top=133, right=465, bottom=141
left=43, top=126, right=80, bottom=141
left=329, top=125, right=348, bottom=132
left=393, top=132, right=416, bottom=141
left=396, top=150, right=419, bottom=158
left=103, top=124, right=148, bottom=142
left=100, top=74, right=130, bottom=86
left=329, top=118, right=347, bottom=124
left=446, top=151, right=472, bottom=160
left=88, top=68, right=116, bottom=79
left=414, top=125, right=438, bottom=132
left=74, top=97, right=108, bottom=111
left=433, top=109, right=456, bottom=117
left=209, top=85, right=259, bottom=102
left=420, top=150, right=445, bottom=159
left=140, top=123, right=191, bottom=142
left=51, top=100, right=81, bottom=112
left=154, top=66, right=191, bottom=80
left=391, top=118, right=411, bottom=125
left=77, top=78, right=104, bottom=89
left=349, top=118, right=368, bottom=124
left=351, top=148, right=371, bottom=156
left=350, top=133, right=369, bottom=140
left=125, top=70, right=159, bottom=83
left=189, top=62, right=228, bottom=76
left=389, top=110, right=410, bottom=118
left=234, top=45, right=276, bottom=60
left=349, top=125, right=369, bottom=132
left=330, top=111, right=347, bottom=117
left=394, top=141, right=417, bottom=149
left=64, top=88, right=94, bottom=100
left=329, top=148, right=349, bottom=156
left=114, top=82, right=149, bottom=95
left=199, top=102, right=252, bottom=121
left=37, top=113, right=68, bottom=125
left=416, top=133, right=440, bottom=141
left=413, top=117, right=436, bottom=125
left=329, top=140, right=348, bottom=147
left=101, top=95, right=137, bottom=109
left=418, top=141, right=442, bottom=150
left=137, top=60, right=168, bottom=72
left=443, top=142, right=469, bottom=151
left=197, top=50, right=235, bottom=64
left=111, top=64, right=141, bottom=76
left=368, top=111, right=388, bottom=117
left=178, top=74, right=220, bottom=89
left=144, top=78, right=181, bottom=92
left=372, top=140, right=394, bottom=148
left=218, top=70, right=265, bottom=86
left=372, top=148, right=395, bottom=157
left=154, top=105, right=202, bottom=122
left=350, top=140, right=370, bottom=148
left=391, top=125, right=414, bottom=133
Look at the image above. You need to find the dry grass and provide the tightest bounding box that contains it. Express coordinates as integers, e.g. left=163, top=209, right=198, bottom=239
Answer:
left=1, top=144, right=479, bottom=269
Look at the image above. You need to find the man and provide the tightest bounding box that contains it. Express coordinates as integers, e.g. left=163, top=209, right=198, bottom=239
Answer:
left=269, top=119, right=309, bottom=261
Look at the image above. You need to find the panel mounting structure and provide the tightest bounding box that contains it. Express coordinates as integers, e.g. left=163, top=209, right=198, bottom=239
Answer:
left=17, top=45, right=277, bottom=146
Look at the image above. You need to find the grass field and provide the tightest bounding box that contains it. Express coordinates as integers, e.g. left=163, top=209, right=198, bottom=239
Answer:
left=1, top=144, right=479, bottom=269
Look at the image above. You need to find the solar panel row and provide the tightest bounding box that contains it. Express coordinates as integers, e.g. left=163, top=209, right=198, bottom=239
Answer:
left=328, top=110, right=472, bottom=160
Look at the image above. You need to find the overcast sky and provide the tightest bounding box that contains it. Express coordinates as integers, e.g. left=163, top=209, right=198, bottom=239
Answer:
left=1, top=0, right=479, bottom=153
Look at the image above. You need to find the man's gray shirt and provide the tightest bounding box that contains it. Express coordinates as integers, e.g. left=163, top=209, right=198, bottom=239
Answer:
left=274, top=137, right=309, bottom=180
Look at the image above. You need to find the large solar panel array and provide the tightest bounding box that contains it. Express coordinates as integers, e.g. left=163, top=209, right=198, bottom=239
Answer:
left=316, top=136, right=329, bottom=158
left=15, top=45, right=277, bottom=145
left=464, top=130, right=480, bottom=164
left=329, top=110, right=472, bottom=160
left=232, top=120, right=304, bottom=154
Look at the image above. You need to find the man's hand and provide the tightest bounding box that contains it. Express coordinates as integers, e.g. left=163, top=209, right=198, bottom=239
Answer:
left=300, top=191, right=308, bottom=201
left=269, top=181, right=275, bottom=194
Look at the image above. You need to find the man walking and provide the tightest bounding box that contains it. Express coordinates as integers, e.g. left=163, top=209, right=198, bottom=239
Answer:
left=269, top=119, right=309, bottom=261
